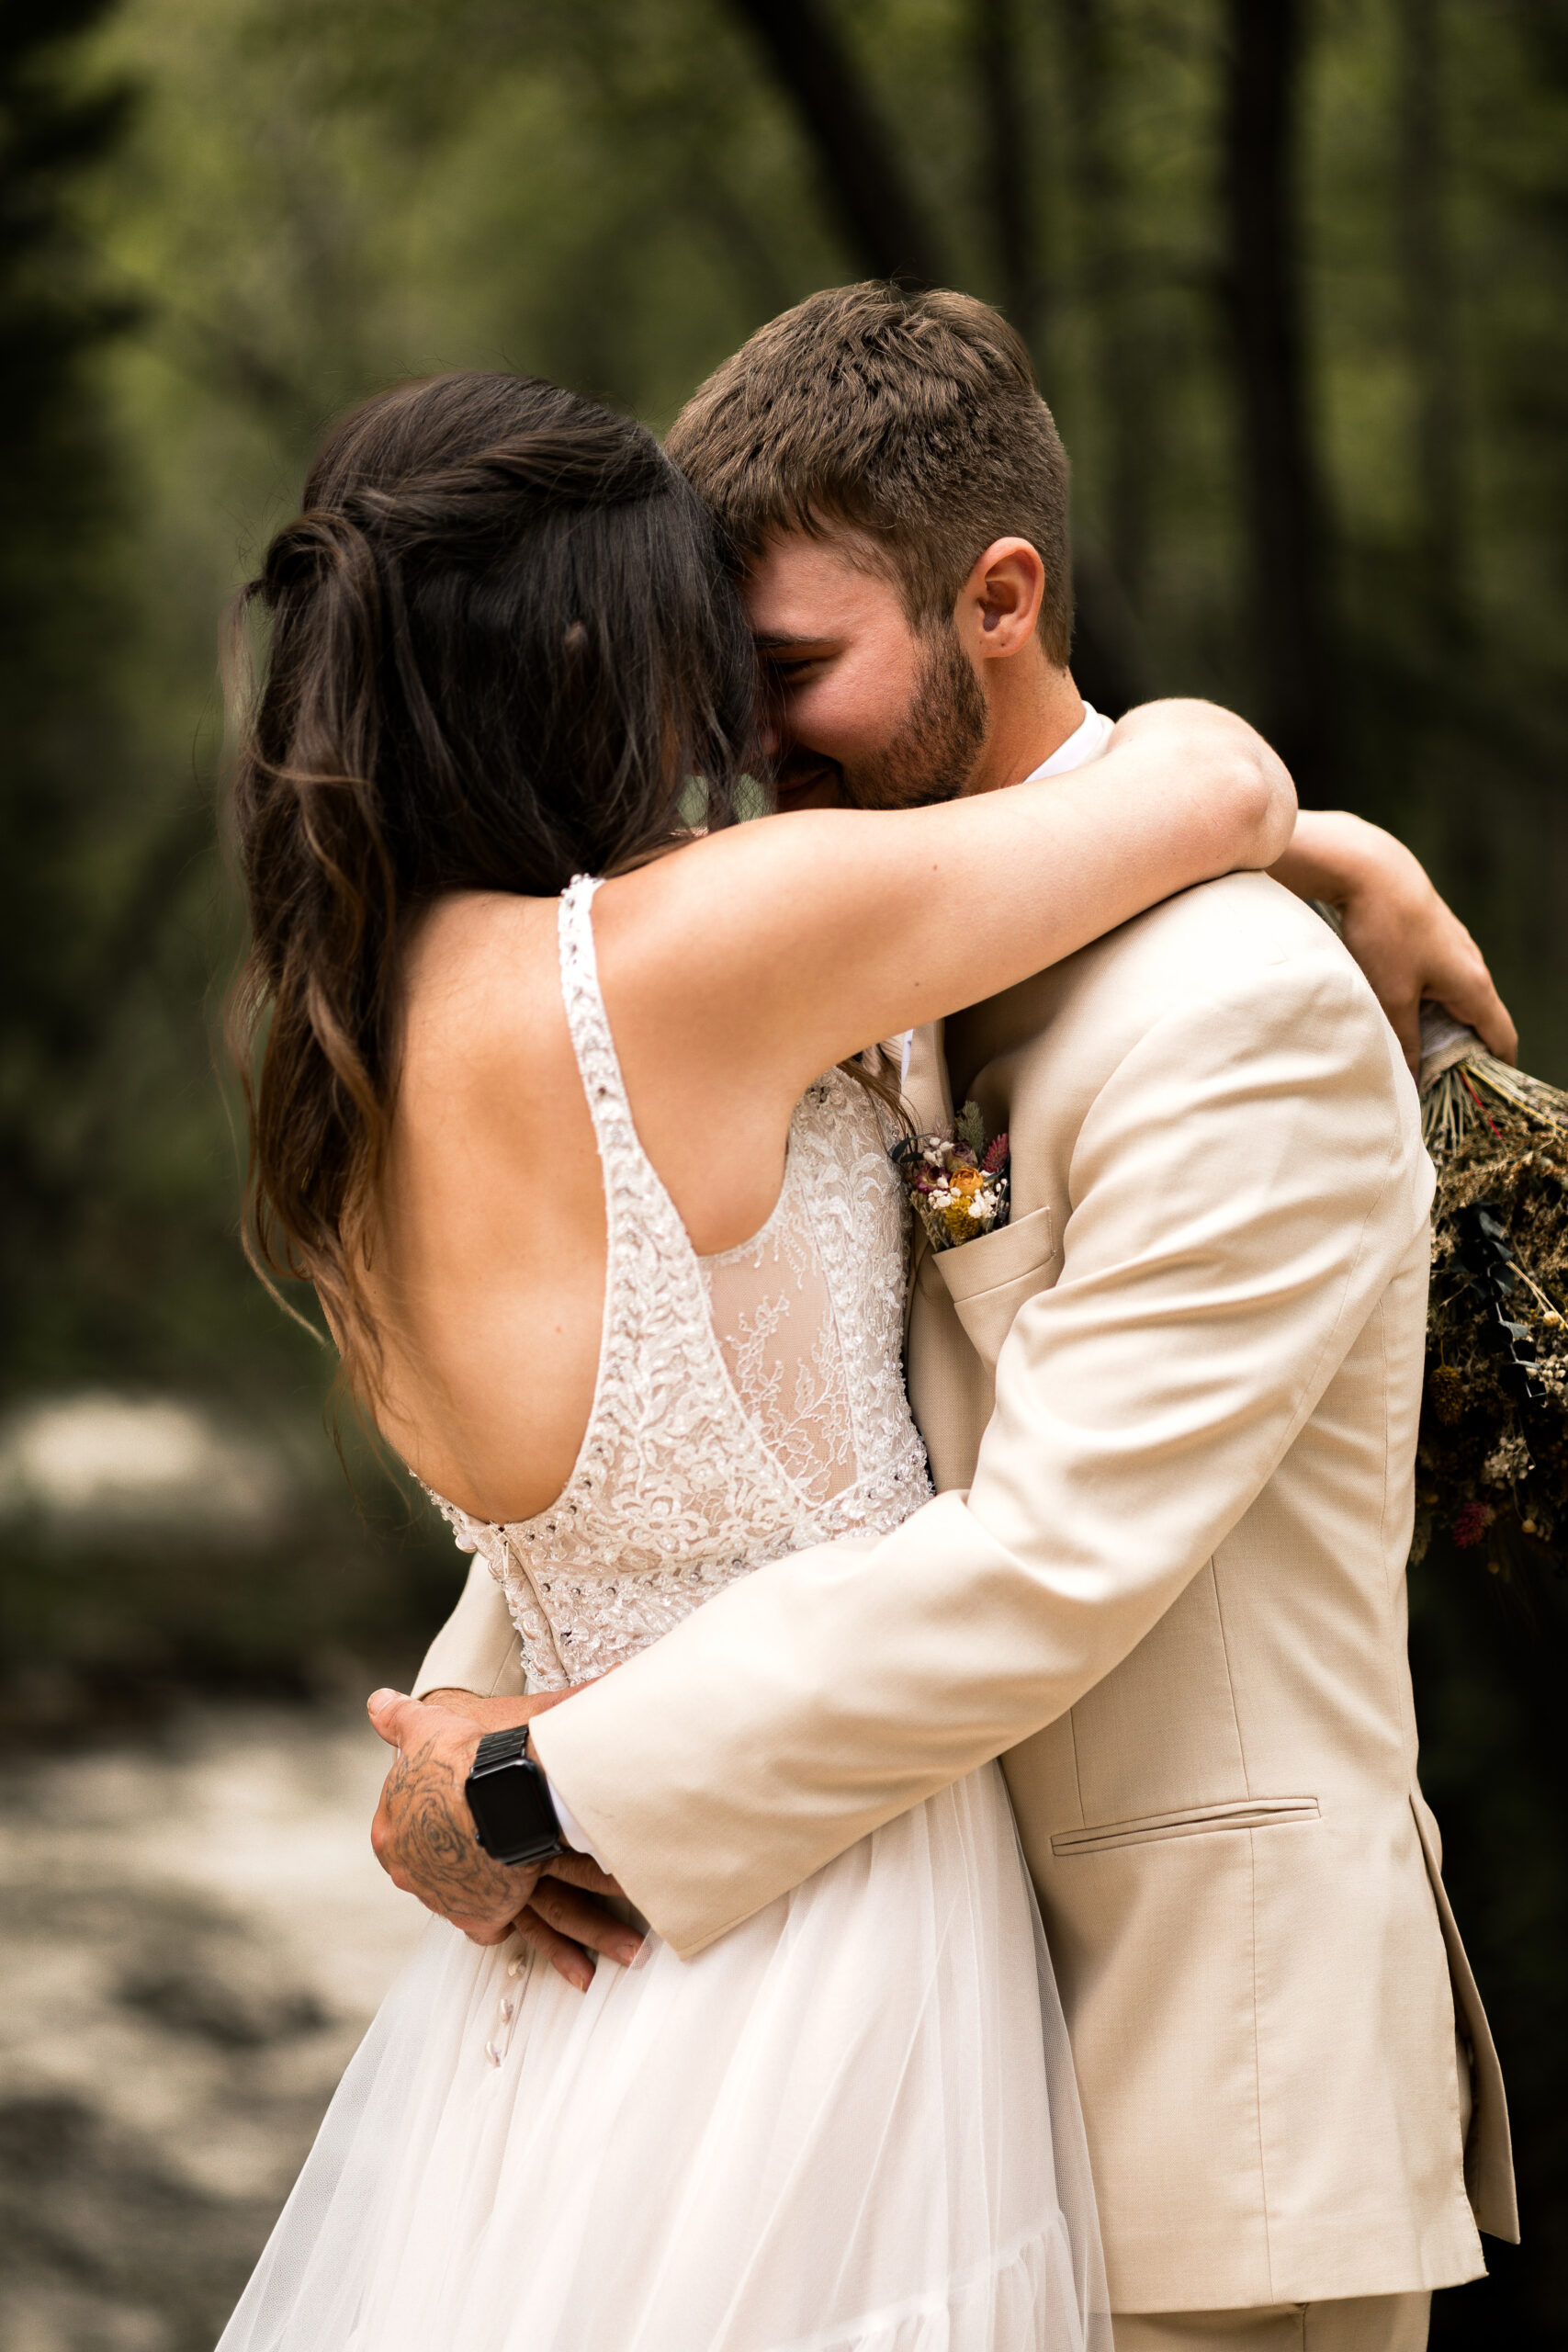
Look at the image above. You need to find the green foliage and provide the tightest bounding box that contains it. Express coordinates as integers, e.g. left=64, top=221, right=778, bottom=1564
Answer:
left=6, top=4, right=1568, bottom=2322
left=0, top=0, right=140, bottom=1395
left=0, top=1501, right=457, bottom=1711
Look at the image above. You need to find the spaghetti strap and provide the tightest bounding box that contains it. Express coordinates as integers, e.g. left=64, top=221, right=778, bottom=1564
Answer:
left=214, top=888, right=1105, bottom=2352
left=556, top=873, right=694, bottom=1272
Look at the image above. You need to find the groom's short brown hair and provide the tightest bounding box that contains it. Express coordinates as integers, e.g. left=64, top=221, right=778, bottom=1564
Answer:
left=665, top=283, right=1073, bottom=666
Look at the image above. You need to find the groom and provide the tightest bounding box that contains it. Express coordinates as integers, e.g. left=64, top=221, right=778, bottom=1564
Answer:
left=374, top=286, right=1516, bottom=2349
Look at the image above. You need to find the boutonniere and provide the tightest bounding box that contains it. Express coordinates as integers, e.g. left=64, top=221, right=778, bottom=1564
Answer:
left=892, top=1100, right=1010, bottom=1251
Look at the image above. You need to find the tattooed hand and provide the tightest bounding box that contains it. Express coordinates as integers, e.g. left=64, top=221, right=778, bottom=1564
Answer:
left=367, top=1690, right=541, bottom=1941
left=366, top=1689, right=639, bottom=1988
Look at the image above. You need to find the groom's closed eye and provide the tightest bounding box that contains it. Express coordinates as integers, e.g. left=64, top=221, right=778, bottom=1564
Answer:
left=756, top=637, right=838, bottom=685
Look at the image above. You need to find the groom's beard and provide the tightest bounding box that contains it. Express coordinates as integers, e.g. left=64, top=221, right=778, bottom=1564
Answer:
left=772, top=628, right=990, bottom=813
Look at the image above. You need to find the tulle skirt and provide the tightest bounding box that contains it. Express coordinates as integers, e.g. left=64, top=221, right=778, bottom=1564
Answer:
left=216, top=1764, right=1109, bottom=2351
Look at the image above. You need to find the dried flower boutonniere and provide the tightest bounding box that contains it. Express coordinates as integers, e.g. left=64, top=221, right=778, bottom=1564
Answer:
left=892, top=1100, right=1010, bottom=1252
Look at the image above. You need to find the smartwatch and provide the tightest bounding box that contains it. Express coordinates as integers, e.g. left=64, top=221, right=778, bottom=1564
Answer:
left=464, top=1724, right=564, bottom=1868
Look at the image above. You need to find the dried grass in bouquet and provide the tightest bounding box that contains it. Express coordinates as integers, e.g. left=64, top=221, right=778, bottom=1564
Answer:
left=1415, top=1004, right=1568, bottom=1589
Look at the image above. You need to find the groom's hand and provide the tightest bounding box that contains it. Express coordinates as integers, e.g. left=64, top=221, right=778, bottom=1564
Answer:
left=367, top=1689, right=641, bottom=1987
left=367, top=1689, right=544, bottom=1942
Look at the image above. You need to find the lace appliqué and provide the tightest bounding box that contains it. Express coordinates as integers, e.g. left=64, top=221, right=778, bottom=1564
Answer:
left=423, top=876, right=930, bottom=1690
left=700, top=1118, right=856, bottom=1508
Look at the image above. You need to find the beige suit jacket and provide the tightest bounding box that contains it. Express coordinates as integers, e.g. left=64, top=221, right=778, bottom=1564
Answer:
left=415, top=871, right=1516, bottom=2314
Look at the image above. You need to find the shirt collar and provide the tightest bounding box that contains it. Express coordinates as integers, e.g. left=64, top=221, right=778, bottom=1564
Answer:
left=1021, top=700, right=1111, bottom=783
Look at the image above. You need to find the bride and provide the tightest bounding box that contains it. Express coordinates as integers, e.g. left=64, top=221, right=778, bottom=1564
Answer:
left=220, top=368, right=1420, bottom=2351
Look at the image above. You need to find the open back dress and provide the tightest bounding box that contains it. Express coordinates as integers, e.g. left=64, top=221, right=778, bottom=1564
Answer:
left=215, top=876, right=1109, bottom=2352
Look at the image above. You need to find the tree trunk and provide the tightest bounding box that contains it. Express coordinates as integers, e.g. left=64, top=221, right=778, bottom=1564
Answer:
left=1219, top=0, right=1339, bottom=798
left=729, top=0, right=1144, bottom=713
left=973, top=0, right=1040, bottom=346
left=1395, top=0, right=1471, bottom=650
left=726, top=0, right=947, bottom=285
left=1061, top=0, right=1152, bottom=617
left=972, top=0, right=1145, bottom=711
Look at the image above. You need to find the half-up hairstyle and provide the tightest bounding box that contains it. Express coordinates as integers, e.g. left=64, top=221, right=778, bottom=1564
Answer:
left=228, top=370, right=760, bottom=1392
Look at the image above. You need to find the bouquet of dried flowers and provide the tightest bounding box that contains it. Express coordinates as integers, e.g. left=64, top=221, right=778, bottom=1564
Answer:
left=892, top=1100, right=1010, bottom=1252
left=1414, top=1006, right=1568, bottom=1587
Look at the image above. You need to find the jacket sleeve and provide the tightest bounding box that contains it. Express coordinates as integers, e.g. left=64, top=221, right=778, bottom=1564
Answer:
left=531, top=950, right=1434, bottom=1957
left=411, top=1553, right=525, bottom=1700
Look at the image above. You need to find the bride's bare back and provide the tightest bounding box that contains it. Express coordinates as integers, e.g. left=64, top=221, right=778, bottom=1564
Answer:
left=366, top=711, right=1286, bottom=1522
left=227, top=375, right=1287, bottom=1526
left=384, top=876, right=929, bottom=1694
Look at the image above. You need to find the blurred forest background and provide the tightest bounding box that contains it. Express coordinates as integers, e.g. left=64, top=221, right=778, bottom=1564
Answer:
left=2, top=0, right=1567, bottom=2342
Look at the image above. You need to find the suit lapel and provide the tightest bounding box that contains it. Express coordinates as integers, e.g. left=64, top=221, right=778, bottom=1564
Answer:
left=897, top=1021, right=951, bottom=1345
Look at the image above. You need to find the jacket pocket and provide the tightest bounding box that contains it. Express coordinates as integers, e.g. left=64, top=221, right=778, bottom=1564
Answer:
left=1050, top=1795, right=1321, bottom=1858
left=931, top=1202, right=1060, bottom=1370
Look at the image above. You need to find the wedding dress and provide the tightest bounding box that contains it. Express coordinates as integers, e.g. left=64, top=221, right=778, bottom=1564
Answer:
left=216, top=876, right=1109, bottom=2352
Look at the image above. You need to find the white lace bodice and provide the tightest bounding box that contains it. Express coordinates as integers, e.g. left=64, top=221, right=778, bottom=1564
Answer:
left=425, top=875, right=931, bottom=1689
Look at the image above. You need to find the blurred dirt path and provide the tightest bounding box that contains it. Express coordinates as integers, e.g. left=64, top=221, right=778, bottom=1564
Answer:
left=0, top=1704, right=427, bottom=2352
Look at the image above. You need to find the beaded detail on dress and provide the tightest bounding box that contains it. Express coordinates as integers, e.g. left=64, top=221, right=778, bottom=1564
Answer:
left=423, top=874, right=931, bottom=1690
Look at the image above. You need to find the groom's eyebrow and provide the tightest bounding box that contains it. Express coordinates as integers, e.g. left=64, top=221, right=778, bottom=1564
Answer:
left=753, top=631, right=837, bottom=653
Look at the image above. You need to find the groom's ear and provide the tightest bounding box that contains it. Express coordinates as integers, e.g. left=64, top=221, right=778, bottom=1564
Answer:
left=963, top=537, right=1045, bottom=662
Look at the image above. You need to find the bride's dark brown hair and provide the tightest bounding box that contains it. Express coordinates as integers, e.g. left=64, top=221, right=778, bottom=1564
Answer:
left=228, top=370, right=760, bottom=1389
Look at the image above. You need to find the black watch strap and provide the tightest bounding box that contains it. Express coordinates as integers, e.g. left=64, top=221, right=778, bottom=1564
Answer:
left=473, top=1724, right=532, bottom=1774
left=465, top=1722, right=563, bottom=1868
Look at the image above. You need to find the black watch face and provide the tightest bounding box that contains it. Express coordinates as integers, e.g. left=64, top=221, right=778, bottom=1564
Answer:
left=468, top=1758, right=559, bottom=1866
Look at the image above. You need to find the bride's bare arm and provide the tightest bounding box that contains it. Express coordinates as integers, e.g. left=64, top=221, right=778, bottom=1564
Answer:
left=1272, top=808, right=1516, bottom=1071
left=597, top=697, right=1292, bottom=1119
